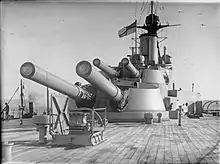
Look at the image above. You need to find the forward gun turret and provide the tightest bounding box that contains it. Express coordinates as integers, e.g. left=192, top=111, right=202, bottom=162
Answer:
left=20, top=62, right=96, bottom=108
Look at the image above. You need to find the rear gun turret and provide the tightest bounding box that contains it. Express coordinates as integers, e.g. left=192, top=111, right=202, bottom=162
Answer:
left=76, top=61, right=123, bottom=102
left=76, top=61, right=128, bottom=111
left=121, top=58, right=140, bottom=78
left=93, top=58, right=119, bottom=78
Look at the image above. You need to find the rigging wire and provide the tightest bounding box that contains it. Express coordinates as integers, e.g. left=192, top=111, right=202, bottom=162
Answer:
left=138, top=0, right=149, bottom=33
left=137, top=2, right=143, bottom=24
left=155, top=0, right=160, bottom=14
left=138, top=0, right=145, bottom=24
left=134, top=1, right=138, bottom=20
left=156, top=2, right=169, bottom=45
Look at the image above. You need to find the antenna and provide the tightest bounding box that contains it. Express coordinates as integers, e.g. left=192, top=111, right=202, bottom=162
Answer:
left=151, top=1, right=154, bottom=24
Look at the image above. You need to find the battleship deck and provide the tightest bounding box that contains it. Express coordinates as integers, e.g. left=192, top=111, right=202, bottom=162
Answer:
left=2, top=115, right=220, bottom=164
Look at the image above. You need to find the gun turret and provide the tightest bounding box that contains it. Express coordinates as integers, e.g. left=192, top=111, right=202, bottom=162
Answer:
left=93, top=58, right=119, bottom=78
left=20, top=62, right=96, bottom=108
left=121, top=58, right=140, bottom=78
left=76, top=61, right=123, bottom=102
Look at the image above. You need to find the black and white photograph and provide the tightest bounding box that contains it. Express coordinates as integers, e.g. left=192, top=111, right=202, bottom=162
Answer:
left=1, top=0, right=220, bottom=163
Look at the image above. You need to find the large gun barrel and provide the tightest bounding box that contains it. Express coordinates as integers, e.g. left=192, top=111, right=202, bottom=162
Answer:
left=76, top=61, right=123, bottom=102
left=121, top=58, right=140, bottom=78
left=20, top=62, right=91, bottom=100
left=93, top=58, right=119, bottom=77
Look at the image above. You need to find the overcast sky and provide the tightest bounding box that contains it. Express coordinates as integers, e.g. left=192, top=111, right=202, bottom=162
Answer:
left=1, top=1, right=220, bottom=102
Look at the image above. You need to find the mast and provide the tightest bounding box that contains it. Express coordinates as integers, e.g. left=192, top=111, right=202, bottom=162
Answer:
left=20, top=79, right=24, bottom=125
left=164, top=46, right=166, bottom=64
left=20, top=79, right=24, bottom=108
left=134, top=25, right=137, bottom=54
left=47, top=87, right=49, bottom=115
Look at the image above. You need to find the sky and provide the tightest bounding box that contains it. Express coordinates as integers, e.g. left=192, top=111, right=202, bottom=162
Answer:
left=1, top=1, right=220, bottom=104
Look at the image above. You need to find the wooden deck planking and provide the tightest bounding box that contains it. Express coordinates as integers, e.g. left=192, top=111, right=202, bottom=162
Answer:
left=186, top=127, right=208, bottom=163
left=191, top=118, right=219, bottom=163
left=145, top=124, right=162, bottom=164
left=191, top=123, right=216, bottom=164
left=175, top=124, right=199, bottom=163
left=74, top=126, right=131, bottom=163
left=32, top=146, right=70, bottom=163
left=113, top=125, right=146, bottom=163
left=212, top=142, right=220, bottom=163
left=12, top=145, right=38, bottom=157
left=196, top=140, right=220, bottom=164
left=103, top=127, right=138, bottom=163
left=154, top=124, right=166, bottom=164
left=195, top=127, right=218, bottom=164
left=2, top=116, right=220, bottom=163
left=63, top=125, right=136, bottom=163
left=2, top=130, right=37, bottom=141
left=57, top=147, right=93, bottom=163
left=130, top=125, right=155, bottom=164
left=13, top=147, right=42, bottom=162
left=184, top=120, right=211, bottom=163
left=42, top=125, right=124, bottom=163
left=213, top=142, right=220, bottom=163
left=177, top=134, right=197, bottom=163
left=19, top=148, right=49, bottom=163
left=102, top=126, right=143, bottom=164
left=170, top=123, right=182, bottom=164
left=163, top=124, right=174, bottom=164
left=126, top=126, right=151, bottom=164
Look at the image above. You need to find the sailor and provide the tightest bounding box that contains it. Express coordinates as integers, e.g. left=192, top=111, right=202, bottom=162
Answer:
left=182, top=104, right=188, bottom=115
left=19, top=105, right=23, bottom=125
left=4, top=102, right=10, bottom=121
left=174, top=99, right=180, bottom=111
left=168, top=103, right=173, bottom=111
left=178, top=105, right=182, bottom=126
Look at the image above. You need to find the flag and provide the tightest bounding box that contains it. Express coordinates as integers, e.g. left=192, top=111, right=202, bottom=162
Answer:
left=118, top=20, right=137, bottom=38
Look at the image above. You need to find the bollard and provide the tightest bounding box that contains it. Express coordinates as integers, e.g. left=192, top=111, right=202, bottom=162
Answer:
left=178, top=106, right=182, bottom=126
left=33, top=115, right=49, bottom=144
left=2, top=141, right=14, bottom=162
left=38, top=125, right=48, bottom=144
left=157, top=112, right=162, bottom=123
left=144, top=113, right=153, bottom=124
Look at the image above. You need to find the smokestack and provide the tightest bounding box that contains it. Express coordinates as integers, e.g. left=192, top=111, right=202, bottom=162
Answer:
left=29, top=102, right=33, bottom=115
left=164, top=46, right=166, bottom=55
